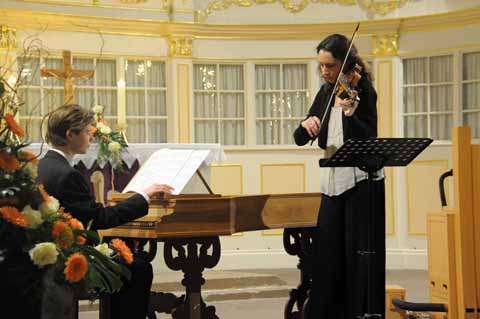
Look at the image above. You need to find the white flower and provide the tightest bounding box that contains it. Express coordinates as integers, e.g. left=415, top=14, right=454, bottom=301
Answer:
left=23, top=205, right=43, bottom=229
left=108, top=141, right=121, bottom=153
left=22, top=162, right=38, bottom=179
left=100, top=125, right=111, bottom=135
left=39, top=196, right=60, bottom=217
left=29, top=242, right=59, bottom=268
left=95, top=243, right=113, bottom=257
left=93, top=104, right=104, bottom=114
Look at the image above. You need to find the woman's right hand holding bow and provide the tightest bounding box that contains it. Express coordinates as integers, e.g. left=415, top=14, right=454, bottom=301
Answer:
left=301, top=116, right=321, bottom=138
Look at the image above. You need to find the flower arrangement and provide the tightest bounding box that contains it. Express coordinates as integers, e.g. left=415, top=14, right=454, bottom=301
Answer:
left=0, top=75, right=132, bottom=299
left=91, top=104, right=128, bottom=171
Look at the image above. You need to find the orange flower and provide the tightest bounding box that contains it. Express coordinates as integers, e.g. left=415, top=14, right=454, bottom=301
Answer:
left=99, top=118, right=108, bottom=126
left=0, top=150, right=21, bottom=172
left=61, top=209, right=73, bottom=221
left=4, top=113, right=25, bottom=137
left=89, top=126, right=97, bottom=136
left=18, top=150, right=38, bottom=165
left=69, top=218, right=86, bottom=245
left=69, top=218, right=83, bottom=230
left=111, top=239, right=133, bottom=264
left=52, top=220, right=74, bottom=249
left=64, top=253, right=88, bottom=283
left=0, top=206, right=27, bottom=227
left=38, top=184, right=50, bottom=203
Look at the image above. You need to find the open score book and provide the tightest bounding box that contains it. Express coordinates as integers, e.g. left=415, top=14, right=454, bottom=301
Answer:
left=122, top=148, right=211, bottom=195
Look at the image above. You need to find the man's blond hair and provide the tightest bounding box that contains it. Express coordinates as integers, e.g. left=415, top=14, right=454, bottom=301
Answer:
left=46, top=104, right=94, bottom=146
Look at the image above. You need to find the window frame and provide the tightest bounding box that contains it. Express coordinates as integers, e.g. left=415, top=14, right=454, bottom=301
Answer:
left=253, top=62, right=311, bottom=146
left=192, top=61, right=247, bottom=146
left=123, top=57, right=168, bottom=143
left=400, top=52, right=458, bottom=143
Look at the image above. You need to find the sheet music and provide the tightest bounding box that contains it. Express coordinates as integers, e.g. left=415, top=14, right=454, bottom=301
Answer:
left=122, top=149, right=211, bottom=195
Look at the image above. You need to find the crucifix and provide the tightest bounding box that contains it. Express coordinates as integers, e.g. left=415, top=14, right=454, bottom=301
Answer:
left=40, top=50, right=94, bottom=104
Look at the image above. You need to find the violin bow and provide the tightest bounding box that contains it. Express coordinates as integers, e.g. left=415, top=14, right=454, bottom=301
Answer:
left=311, top=23, right=361, bottom=144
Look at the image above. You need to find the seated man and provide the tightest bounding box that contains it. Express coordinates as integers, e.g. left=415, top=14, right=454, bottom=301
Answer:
left=37, top=104, right=173, bottom=319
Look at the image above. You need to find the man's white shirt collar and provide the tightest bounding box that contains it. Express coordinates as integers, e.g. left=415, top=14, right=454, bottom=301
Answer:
left=50, top=148, right=75, bottom=167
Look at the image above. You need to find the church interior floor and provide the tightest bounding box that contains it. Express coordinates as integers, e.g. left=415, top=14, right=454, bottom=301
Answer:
left=79, top=269, right=428, bottom=318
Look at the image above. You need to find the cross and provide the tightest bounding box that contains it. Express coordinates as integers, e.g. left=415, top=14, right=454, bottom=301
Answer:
left=40, top=50, right=94, bottom=104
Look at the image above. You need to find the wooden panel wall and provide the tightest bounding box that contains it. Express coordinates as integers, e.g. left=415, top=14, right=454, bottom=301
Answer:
left=407, top=160, right=449, bottom=235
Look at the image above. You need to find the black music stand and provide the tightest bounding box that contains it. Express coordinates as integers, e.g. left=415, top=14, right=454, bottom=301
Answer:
left=319, top=137, right=433, bottom=319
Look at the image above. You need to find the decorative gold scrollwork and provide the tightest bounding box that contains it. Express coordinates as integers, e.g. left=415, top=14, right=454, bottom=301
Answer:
left=0, top=26, right=16, bottom=51
left=372, top=33, right=399, bottom=56
left=358, top=0, right=409, bottom=16
left=195, top=0, right=356, bottom=22
left=168, top=36, right=193, bottom=57
left=196, top=0, right=414, bottom=22
left=119, top=0, right=148, bottom=3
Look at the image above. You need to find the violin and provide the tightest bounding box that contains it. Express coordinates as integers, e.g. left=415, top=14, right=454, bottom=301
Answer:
left=334, top=64, right=362, bottom=102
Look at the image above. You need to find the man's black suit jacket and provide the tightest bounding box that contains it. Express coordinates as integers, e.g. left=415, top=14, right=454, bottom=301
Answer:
left=37, top=150, right=148, bottom=230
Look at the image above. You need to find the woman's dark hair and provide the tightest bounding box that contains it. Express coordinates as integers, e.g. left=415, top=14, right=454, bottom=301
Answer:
left=316, top=34, right=372, bottom=82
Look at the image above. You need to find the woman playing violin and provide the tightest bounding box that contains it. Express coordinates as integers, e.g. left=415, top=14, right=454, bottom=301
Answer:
left=293, top=33, right=385, bottom=319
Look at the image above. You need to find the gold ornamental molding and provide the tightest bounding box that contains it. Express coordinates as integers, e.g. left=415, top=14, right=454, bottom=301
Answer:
left=1, top=6, right=480, bottom=40
left=358, top=0, right=408, bottom=16
left=118, top=0, right=148, bottom=3
left=0, top=25, right=17, bottom=50
left=168, top=35, right=193, bottom=57
left=196, top=0, right=356, bottom=22
left=372, top=33, right=399, bottom=56
left=21, top=0, right=172, bottom=12
left=196, top=0, right=415, bottom=22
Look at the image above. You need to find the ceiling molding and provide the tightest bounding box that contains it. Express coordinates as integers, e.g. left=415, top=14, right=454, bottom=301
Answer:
left=20, top=0, right=173, bottom=13
left=195, top=0, right=356, bottom=22
left=0, top=6, right=479, bottom=40
left=195, top=0, right=415, bottom=22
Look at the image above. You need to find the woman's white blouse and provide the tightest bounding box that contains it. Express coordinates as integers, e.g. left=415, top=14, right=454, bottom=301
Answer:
left=318, top=104, right=383, bottom=197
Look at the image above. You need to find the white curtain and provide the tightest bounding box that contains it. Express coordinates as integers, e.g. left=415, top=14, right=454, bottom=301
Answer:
left=147, top=119, right=166, bottom=143
left=147, top=90, right=166, bottom=116
left=193, top=64, right=245, bottom=145
left=125, top=60, right=145, bottom=87
left=404, top=115, right=427, bottom=138
left=255, top=65, right=280, bottom=90
left=195, top=120, right=218, bottom=143
left=42, top=58, right=64, bottom=114
left=18, top=88, right=41, bottom=117
left=125, top=60, right=167, bottom=143
left=126, top=90, right=145, bottom=116
left=256, top=120, right=281, bottom=145
left=403, top=56, right=453, bottom=140
left=255, top=64, right=308, bottom=145
left=126, top=119, right=145, bottom=143
left=194, top=92, right=217, bottom=118
left=73, top=58, right=94, bottom=86
left=72, top=58, right=94, bottom=112
left=18, top=57, right=45, bottom=142
left=403, top=57, right=427, bottom=84
left=147, top=61, right=165, bottom=87
left=463, top=52, right=480, bottom=138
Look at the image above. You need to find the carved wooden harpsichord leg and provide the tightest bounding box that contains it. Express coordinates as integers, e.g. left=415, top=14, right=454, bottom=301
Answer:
left=283, top=228, right=315, bottom=319
left=164, top=236, right=221, bottom=319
